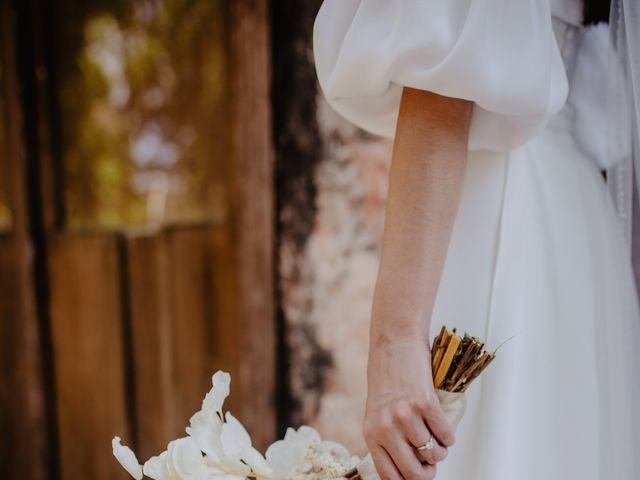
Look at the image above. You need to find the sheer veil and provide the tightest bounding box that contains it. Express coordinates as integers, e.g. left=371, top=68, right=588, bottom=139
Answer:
left=604, top=1, right=640, bottom=476
left=608, top=0, right=640, bottom=251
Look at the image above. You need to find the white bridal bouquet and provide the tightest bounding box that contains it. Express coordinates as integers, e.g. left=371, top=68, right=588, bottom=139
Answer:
left=112, top=370, right=359, bottom=480
left=113, top=327, right=495, bottom=480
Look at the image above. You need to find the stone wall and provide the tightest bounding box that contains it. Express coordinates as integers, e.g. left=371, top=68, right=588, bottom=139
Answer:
left=279, top=101, right=392, bottom=455
left=272, top=1, right=392, bottom=455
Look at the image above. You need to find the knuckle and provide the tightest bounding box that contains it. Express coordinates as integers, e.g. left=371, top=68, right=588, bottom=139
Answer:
left=420, top=455, right=436, bottom=467
left=393, top=403, right=412, bottom=425
left=362, top=430, right=375, bottom=446
left=364, top=418, right=394, bottom=442
left=379, top=416, right=394, bottom=435
left=411, top=397, right=430, bottom=413
left=441, top=431, right=455, bottom=447
left=363, top=434, right=376, bottom=450
left=415, top=397, right=434, bottom=416
left=422, top=396, right=438, bottom=415
left=425, top=453, right=442, bottom=465
left=434, top=448, right=448, bottom=462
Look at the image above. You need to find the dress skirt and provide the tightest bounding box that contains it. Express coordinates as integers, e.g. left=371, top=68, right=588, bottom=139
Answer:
left=430, top=109, right=640, bottom=479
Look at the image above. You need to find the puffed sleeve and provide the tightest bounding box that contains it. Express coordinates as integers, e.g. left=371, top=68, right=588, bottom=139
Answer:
left=313, top=0, right=569, bottom=151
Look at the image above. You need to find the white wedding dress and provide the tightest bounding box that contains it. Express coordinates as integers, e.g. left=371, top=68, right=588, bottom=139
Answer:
left=314, top=0, right=640, bottom=478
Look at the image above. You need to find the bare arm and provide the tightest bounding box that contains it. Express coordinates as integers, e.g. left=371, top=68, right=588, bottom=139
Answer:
left=363, top=88, right=472, bottom=480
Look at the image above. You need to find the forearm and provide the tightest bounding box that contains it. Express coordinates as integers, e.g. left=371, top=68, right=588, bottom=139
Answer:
left=371, top=88, right=472, bottom=343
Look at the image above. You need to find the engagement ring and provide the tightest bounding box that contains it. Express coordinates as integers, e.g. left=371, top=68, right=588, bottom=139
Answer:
left=417, top=435, right=435, bottom=451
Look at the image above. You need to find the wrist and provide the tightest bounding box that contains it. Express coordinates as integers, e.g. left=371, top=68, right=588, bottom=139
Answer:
left=369, top=311, right=430, bottom=348
left=372, top=272, right=435, bottom=324
left=370, top=296, right=431, bottom=344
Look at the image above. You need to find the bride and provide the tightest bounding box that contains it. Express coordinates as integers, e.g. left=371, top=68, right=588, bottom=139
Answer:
left=314, top=0, right=640, bottom=479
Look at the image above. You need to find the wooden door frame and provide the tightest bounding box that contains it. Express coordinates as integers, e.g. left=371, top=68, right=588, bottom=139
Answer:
left=228, top=0, right=276, bottom=449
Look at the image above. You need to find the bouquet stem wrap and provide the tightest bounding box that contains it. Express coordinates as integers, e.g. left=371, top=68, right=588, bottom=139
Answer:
left=434, top=389, right=467, bottom=430
left=355, top=390, right=467, bottom=480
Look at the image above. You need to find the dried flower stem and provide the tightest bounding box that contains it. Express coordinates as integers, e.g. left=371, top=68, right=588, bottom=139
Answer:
left=430, top=326, right=495, bottom=393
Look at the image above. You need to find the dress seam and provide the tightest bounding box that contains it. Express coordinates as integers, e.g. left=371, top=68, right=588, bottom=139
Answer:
left=484, top=154, right=511, bottom=344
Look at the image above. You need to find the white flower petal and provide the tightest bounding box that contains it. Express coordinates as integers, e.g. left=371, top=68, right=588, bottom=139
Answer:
left=265, top=439, right=300, bottom=479
left=216, top=454, right=251, bottom=475
left=221, top=412, right=252, bottom=457
left=203, top=371, right=231, bottom=414
left=203, top=455, right=227, bottom=474
left=292, top=426, right=321, bottom=444
left=112, top=436, right=143, bottom=480
left=166, top=437, right=209, bottom=480
left=186, top=409, right=223, bottom=458
left=317, top=440, right=351, bottom=459
left=243, top=446, right=273, bottom=478
left=143, top=451, right=168, bottom=479
left=265, top=425, right=357, bottom=480
left=281, top=427, right=297, bottom=441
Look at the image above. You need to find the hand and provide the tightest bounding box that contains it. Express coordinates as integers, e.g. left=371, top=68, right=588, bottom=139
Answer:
left=363, top=333, right=455, bottom=480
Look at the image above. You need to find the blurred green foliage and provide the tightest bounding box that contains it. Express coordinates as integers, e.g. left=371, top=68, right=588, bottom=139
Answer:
left=56, top=0, right=230, bottom=230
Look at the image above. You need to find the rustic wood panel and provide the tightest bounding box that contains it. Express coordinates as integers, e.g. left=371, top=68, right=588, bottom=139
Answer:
left=1, top=2, right=278, bottom=479
left=0, top=1, right=49, bottom=477
left=125, top=232, right=174, bottom=460
left=206, top=223, right=242, bottom=395
left=48, top=234, right=130, bottom=480
left=0, top=236, right=49, bottom=480
left=230, top=0, right=276, bottom=450
left=165, top=227, right=218, bottom=429
left=126, top=224, right=242, bottom=459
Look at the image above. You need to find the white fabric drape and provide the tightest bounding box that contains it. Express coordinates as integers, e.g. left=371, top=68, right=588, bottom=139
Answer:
left=314, top=0, right=568, bottom=151
left=314, top=1, right=640, bottom=478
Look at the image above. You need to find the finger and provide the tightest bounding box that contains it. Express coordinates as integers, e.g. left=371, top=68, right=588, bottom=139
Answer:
left=419, top=398, right=455, bottom=447
left=370, top=445, right=402, bottom=480
left=393, top=405, right=448, bottom=464
left=383, top=432, right=430, bottom=480
left=415, top=435, right=447, bottom=465
left=423, top=463, right=437, bottom=480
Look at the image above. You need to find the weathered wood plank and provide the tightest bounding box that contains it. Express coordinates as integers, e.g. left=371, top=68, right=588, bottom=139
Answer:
left=0, top=236, right=49, bottom=480
left=125, top=232, right=174, bottom=460
left=230, top=0, right=276, bottom=450
left=126, top=224, right=239, bottom=458
left=48, top=234, right=130, bottom=480
left=164, top=228, right=218, bottom=432
left=0, top=1, right=49, bottom=477
left=206, top=223, right=242, bottom=402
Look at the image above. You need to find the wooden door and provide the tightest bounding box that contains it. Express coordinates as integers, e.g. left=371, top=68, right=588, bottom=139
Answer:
left=0, top=0, right=275, bottom=478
